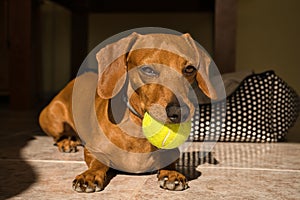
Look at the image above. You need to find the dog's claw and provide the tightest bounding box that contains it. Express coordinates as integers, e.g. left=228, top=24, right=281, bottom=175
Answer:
left=73, top=179, right=98, bottom=193
left=72, top=170, right=105, bottom=193
left=159, top=177, right=188, bottom=191
left=158, top=170, right=189, bottom=191
left=55, top=137, right=81, bottom=153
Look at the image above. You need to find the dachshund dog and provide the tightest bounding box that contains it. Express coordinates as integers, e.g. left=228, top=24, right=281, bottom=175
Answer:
left=39, top=32, right=217, bottom=192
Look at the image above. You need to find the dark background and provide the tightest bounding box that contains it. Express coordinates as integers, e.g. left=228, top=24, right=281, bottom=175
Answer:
left=0, top=0, right=299, bottom=113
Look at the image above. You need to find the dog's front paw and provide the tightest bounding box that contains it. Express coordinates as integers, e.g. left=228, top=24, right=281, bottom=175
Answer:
left=55, top=136, right=81, bottom=153
left=72, top=169, right=106, bottom=193
left=158, top=170, right=189, bottom=191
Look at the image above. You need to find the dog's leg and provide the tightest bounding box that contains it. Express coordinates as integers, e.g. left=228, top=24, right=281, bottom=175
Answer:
left=72, top=148, right=110, bottom=193
left=158, top=162, right=189, bottom=191
left=39, top=105, right=82, bottom=153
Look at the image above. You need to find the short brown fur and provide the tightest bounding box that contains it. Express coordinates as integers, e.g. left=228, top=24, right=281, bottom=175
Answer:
left=39, top=33, right=216, bottom=192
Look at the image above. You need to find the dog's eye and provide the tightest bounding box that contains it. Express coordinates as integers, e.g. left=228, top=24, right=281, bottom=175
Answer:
left=140, top=66, right=159, bottom=77
left=183, top=65, right=196, bottom=75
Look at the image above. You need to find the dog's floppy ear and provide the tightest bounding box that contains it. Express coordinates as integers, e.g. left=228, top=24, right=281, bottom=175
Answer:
left=96, top=32, right=138, bottom=99
left=196, top=50, right=218, bottom=100
left=183, top=33, right=218, bottom=100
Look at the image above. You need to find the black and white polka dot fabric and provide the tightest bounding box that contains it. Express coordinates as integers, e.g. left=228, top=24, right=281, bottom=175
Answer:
left=190, top=70, right=300, bottom=142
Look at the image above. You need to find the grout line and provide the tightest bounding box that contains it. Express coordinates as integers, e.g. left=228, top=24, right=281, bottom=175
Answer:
left=2, top=158, right=300, bottom=173
left=0, top=158, right=85, bottom=164
left=198, top=166, right=300, bottom=173
left=130, top=176, right=150, bottom=200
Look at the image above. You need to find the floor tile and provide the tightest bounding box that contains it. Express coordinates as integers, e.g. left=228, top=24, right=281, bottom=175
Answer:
left=178, top=142, right=300, bottom=170
left=1, top=109, right=299, bottom=199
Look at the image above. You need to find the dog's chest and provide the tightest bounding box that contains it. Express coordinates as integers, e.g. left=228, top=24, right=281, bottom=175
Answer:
left=90, top=147, right=179, bottom=173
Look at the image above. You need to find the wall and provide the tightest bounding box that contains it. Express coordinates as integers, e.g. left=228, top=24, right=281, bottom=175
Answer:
left=40, top=1, right=71, bottom=97
left=40, top=5, right=213, bottom=96
left=88, top=12, right=214, bottom=53
left=236, top=0, right=300, bottom=140
left=236, top=0, right=300, bottom=94
left=40, top=0, right=300, bottom=96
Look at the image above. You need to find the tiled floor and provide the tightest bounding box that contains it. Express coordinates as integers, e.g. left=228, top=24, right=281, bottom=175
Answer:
left=0, top=108, right=299, bottom=200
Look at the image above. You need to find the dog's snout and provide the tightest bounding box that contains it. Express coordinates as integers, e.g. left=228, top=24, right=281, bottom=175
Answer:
left=166, top=104, right=190, bottom=123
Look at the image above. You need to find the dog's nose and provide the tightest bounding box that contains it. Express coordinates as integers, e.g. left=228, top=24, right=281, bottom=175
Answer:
left=166, top=104, right=190, bottom=123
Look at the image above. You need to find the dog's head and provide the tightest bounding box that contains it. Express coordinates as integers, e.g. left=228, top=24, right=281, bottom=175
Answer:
left=96, top=32, right=217, bottom=124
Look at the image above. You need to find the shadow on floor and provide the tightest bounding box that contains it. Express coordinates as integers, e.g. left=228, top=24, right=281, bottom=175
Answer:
left=0, top=131, right=40, bottom=199
left=0, top=102, right=43, bottom=199
left=176, top=151, right=218, bottom=180
left=103, top=151, right=219, bottom=187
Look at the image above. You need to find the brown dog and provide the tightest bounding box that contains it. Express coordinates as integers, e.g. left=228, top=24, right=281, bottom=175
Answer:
left=39, top=32, right=217, bottom=192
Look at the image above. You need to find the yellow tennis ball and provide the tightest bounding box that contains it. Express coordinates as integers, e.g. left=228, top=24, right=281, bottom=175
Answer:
left=142, top=112, right=191, bottom=149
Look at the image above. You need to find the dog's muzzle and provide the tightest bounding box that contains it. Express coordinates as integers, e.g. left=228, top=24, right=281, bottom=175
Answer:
left=166, top=103, right=190, bottom=123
